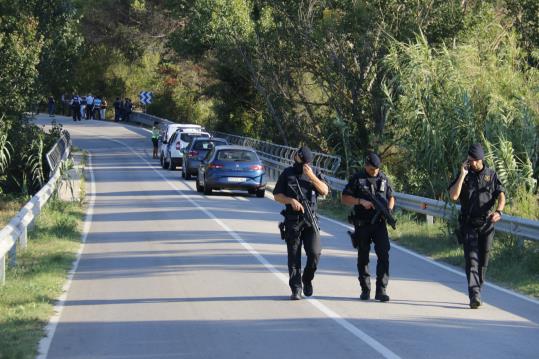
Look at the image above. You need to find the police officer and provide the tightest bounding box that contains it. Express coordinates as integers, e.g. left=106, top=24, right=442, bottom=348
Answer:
left=273, top=146, right=329, bottom=300
left=71, top=94, right=81, bottom=121
left=449, top=143, right=505, bottom=309
left=342, top=152, right=395, bottom=302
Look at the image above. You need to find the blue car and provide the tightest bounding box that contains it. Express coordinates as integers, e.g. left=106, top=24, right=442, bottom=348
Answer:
left=181, top=137, right=228, bottom=180
left=196, top=145, right=266, bottom=197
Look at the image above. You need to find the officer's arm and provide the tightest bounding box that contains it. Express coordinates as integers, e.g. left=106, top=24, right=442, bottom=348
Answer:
left=274, top=193, right=304, bottom=213
left=449, top=174, right=466, bottom=201
left=388, top=196, right=395, bottom=211
left=342, top=194, right=373, bottom=209
left=449, top=161, right=469, bottom=201
left=496, top=192, right=506, bottom=212
left=311, top=177, right=329, bottom=196
left=303, top=165, right=329, bottom=196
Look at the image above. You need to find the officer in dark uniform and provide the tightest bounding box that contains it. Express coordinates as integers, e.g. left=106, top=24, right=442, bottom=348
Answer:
left=342, top=153, right=395, bottom=302
left=273, top=146, right=329, bottom=300
left=449, top=143, right=505, bottom=309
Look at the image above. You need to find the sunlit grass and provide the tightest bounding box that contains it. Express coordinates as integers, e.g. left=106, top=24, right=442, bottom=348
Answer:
left=0, top=200, right=83, bottom=359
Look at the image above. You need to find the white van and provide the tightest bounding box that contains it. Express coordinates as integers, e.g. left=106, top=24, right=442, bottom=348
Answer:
left=162, top=129, right=210, bottom=170
left=159, top=123, right=202, bottom=165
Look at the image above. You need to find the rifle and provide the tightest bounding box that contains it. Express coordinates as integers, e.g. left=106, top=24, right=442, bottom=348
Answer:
left=288, top=177, right=320, bottom=235
left=359, top=184, right=397, bottom=230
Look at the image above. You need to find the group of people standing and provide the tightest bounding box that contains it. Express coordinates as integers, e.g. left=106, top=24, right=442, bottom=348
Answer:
left=113, top=97, right=133, bottom=122
left=274, top=143, right=505, bottom=309
left=69, top=94, right=108, bottom=121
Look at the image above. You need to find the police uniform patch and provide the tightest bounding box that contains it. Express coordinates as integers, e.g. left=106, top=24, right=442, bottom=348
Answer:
left=483, top=175, right=491, bottom=182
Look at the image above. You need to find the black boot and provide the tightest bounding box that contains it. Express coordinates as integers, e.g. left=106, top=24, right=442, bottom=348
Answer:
left=360, top=290, right=370, bottom=301
left=375, top=288, right=390, bottom=302
left=290, top=289, right=302, bottom=300
left=302, top=279, right=313, bottom=297
left=469, top=295, right=481, bottom=309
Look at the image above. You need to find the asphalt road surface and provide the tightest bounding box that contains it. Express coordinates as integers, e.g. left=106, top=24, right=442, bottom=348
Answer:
left=35, top=116, right=539, bottom=359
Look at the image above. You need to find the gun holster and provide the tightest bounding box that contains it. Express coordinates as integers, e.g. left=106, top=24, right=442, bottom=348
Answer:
left=278, top=222, right=286, bottom=241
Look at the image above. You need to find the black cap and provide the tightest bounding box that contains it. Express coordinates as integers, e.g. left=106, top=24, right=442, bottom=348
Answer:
left=468, top=143, right=485, bottom=160
left=297, top=146, right=314, bottom=163
left=366, top=152, right=381, bottom=168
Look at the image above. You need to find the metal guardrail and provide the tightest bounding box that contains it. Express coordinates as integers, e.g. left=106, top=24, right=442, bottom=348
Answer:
left=46, top=132, right=71, bottom=176
left=128, top=112, right=539, bottom=241
left=0, top=134, right=71, bottom=285
left=213, top=131, right=341, bottom=177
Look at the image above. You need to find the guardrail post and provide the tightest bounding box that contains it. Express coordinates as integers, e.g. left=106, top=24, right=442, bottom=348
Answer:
left=426, top=215, right=434, bottom=226
left=19, top=226, right=28, bottom=249
left=8, top=242, right=16, bottom=267
left=0, top=254, right=5, bottom=285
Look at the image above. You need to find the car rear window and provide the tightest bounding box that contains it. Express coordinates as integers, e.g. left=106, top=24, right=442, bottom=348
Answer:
left=217, top=150, right=258, bottom=162
left=193, top=140, right=227, bottom=150
left=180, top=133, right=209, bottom=142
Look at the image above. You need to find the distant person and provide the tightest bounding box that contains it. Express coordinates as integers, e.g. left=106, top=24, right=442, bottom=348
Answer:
left=449, top=143, right=506, bottom=309
left=101, top=98, right=107, bottom=120
left=113, top=97, right=122, bottom=122
left=80, top=95, right=87, bottom=119
left=48, top=96, right=55, bottom=117
left=124, top=98, right=133, bottom=121
left=60, top=94, right=66, bottom=115
left=71, top=94, right=81, bottom=121
left=86, top=93, right=94, bottom=119
left=93, top=96, right=102, bottom=120
left=151, top=121, right=159, bottom=159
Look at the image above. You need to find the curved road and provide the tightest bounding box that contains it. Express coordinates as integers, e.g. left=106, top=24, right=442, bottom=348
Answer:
left=35, top=117, right=538, bottom=359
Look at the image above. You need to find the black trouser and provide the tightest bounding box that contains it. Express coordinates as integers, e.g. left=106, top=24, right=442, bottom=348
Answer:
left=72, top=105, right=81, bottom=121
left=86, top=104, right=94, bottom=119
left=461, top=221, right=494, bottom=300
left=284, top=218, right=321, bottom=292
left=355, top=222, right=390, bottom=294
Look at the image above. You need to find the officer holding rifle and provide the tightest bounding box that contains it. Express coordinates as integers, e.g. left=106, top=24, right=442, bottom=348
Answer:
left=342, top=153, right=396, bottom=302
left=273, top=146, right=329, bottom=300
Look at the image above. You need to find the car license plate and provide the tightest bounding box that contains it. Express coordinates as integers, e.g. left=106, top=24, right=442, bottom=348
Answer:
left=228, top=177, right=246, bottom=182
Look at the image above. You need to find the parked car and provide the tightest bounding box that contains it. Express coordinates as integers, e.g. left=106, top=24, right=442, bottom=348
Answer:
left=196, top=145, right=266, bottom=197
left=163, top=129, right=210, bottom=170
left=159, top=123, right=202, bottom=166
left=182, top=137, right=228, bottom=179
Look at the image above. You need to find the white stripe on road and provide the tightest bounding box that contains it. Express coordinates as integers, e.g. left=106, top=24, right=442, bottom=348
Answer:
left=37, top=154, right=97, bottom=359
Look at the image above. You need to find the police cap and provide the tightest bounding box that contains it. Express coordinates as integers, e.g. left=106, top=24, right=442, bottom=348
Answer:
left=468, top=143, right=485, bottom=160
left=366, top=152, right=381, bottom=168
left=297, top=146, right=314, bottom=164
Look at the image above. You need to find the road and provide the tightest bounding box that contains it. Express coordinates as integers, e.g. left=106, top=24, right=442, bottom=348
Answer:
left=35, top=116, right=539, bottom=359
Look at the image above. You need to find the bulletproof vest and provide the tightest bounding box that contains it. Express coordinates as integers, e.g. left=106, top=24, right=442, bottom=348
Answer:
left=353, top=173, right=389, bottom=220
left=283, top=167, right=318, bottom=215
left=460, top=167, right=497, bottom=219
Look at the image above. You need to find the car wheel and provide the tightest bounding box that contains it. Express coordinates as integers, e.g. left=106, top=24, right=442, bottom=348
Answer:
left=196, top=179, right=203, bottom=192
left=256, top=188, right=265, bottom=198
left=203, top=179, right=212, bottom=195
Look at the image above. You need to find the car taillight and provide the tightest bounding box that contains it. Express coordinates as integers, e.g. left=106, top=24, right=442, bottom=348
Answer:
left=208, top=163, right=224, bottom=169
left=175, top=142, right=181, bottom=150
left=188, top=150, right=199, bottom=157
left=249, top=165, right=264, bottom=171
